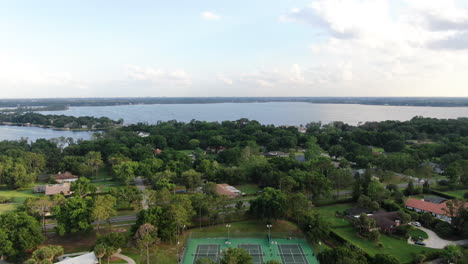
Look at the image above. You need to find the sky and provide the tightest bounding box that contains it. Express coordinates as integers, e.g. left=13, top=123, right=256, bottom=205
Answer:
left=1, top=0, right=468, bottom=98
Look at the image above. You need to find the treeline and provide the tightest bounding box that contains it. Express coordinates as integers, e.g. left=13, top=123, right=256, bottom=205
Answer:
left=310, top=117, right=468, bottom=184
left=2, top=96, right=468, bottom=107
left=0, top=112, right=121, bottom=129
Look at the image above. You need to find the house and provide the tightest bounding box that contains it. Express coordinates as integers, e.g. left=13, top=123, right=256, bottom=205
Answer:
left=55, top=172, right=78, bottom=183
left=344, top=207, right=374, bottom=218
left=216, top=184, right=241, bottom=198
left=405, top=197, right=468, bottom=222
left=45, top=183, right=71, bottom=196
left=369, top=211, right=402, bottom=233
left=36, top=183, right=72, bottom=196
left=262, top=151, right=290, bottom=158
left=55, top=252, right=98, bottom=264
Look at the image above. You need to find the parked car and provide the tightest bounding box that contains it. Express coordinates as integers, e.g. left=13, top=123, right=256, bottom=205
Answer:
left=412, top=222, right=422, bottom=227
left=414, top=241, right=426, bottom=246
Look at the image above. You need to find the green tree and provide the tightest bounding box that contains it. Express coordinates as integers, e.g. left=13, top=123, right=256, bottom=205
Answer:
left=0, top=212, right=44, bottom=260
left=113, top=161, right=139, bottom=185
left=92, top=195, right=117, bottom=232
left=27, top=196, right=54, bottom=235
left=442, top=245, right=462, bottom=264
left=85, top=151, right=104, bottom=178
left=372, top=254, right=400, bottom=264
left=94, top=244, right=107, bottom=264
left=318, top=246, right=368, bottom=264
left=71, top=177, right=96, bottom=197
left=300, top=212, right=330, bottom=243
left=220, top=248, right=253, bottom=264
left=249, top=188, right=286, bottom=222
left=28, top=245, right=64, bottom=263
left=53, top=197, right=93, bottom=235
left=134, top=223, right=159, bottom=264
left=181, top=169, right=202, bottom=190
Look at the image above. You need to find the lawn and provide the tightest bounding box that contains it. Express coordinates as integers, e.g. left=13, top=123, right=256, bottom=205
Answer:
left=316, top=204, right=440, bottom=263
left=0, top=186, right=42, bottom=214
left=235, top=184, right=260, bottom=195
left=90, top=168, right=123, bottom=192
left=441, top=189, right=468, bottom=199
left=409, top=227, right=428, bottom=240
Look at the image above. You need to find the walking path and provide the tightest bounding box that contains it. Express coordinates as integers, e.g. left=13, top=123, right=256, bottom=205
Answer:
left=409, top=226, right=468, bottom=249
left=113, top=253, right=136, bottom=264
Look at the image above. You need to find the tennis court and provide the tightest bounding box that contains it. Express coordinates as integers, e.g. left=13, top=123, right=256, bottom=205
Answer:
left=278, top=244, right=309, bottom=264
left=238, top=244, right=264, bottom=264
left=193, top=244, right=220, bottom=263
left=183, top=237, right=319, bottom=264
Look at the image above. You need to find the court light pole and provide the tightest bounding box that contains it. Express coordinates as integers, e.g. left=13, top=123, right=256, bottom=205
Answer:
left=267, top=224, right=272, bottom=241
left=176, top=241, right=180, bottom=264
left=226, top=224, right=231, bottom=242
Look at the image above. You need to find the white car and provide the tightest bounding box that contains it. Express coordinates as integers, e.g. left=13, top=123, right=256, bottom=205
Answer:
left=412, top=222, right=422, bottom=227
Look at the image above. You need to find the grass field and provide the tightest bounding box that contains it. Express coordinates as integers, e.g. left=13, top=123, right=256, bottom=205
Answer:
left=409, top=228, right=428, bottom=240
left=0, top=186, right=42, bottom=214
left=235, top=184, right=260, bottom=195
left=440, top=189, right=468, bottom=199
left=90, top=168, right=124, bottom=192
left=316, top=204, right=440, bottom=263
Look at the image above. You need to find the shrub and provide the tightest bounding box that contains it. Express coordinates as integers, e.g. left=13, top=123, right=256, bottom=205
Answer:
left=395, top=225, right=411, bottom=239
left=369, top=230, right=380, bottom=241
left=0, top=196, right=13, bottom=204
left=434, top=221, right=454, bottom=238
left=95, top=232, right=128, bottom=249
left=438, top=179, right=449, bottom=186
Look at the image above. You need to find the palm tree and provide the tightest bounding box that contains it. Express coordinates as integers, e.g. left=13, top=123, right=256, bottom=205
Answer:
left=94, top=244, right=106, bottom=264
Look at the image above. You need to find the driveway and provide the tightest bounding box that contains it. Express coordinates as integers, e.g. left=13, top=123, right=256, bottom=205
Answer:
left=409, top=226, right=468, bottom=249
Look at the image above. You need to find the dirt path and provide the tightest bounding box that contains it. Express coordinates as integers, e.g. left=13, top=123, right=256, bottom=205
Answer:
left=409, top=226, right=468, bottom=249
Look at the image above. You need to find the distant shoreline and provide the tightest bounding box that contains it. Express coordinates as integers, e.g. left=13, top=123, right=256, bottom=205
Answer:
left=2, top=97, right=468, bottom=109
left=0, top=122, right=106, bottom=132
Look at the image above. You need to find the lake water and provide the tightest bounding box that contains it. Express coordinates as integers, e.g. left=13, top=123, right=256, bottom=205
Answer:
left=0, top=126, right=93, bottom=142
left=2, top=102, right=468, bottom=141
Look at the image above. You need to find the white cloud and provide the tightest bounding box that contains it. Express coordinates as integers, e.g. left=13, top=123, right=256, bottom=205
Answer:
left=276, top=0, right=468, bottom=96
left=218, top=75, right=233, bottom=85
left=201, top=11, right=221, bottom=21
left=126, top=66, right=191, bottom=86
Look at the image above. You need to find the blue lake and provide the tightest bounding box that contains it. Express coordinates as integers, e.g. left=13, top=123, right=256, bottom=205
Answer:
left=2, top=102, right=468, bottom=141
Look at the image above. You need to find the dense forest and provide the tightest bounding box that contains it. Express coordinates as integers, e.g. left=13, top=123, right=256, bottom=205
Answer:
left=2, top=116, right=468, bottom=263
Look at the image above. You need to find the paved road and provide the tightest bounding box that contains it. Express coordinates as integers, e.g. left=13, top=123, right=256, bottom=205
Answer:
left=409, top=226, right=468, bottom=249
left=45, top=215, right=137, bottom=230
left=135, top=176, right=148, bottom=209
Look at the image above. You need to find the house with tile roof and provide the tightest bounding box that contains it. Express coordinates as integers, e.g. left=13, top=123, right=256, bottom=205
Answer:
left=405, top=197, right=468, bottom=222
left=215, top=184, right=241, bottom=198
left=55, top=172, right=78, bottom=183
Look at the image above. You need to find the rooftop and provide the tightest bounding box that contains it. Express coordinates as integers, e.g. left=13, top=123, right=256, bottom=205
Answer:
left=56, top=171, right=78, bottom=180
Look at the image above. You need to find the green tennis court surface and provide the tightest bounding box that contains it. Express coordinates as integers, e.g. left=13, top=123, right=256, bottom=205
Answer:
left=182, top=238, right=319, bottom=264
left=238, top=244, right=263, bottom=264
left=194, top=245, right=220, bottom=263
left=278, top=244, right=309, bottom=264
